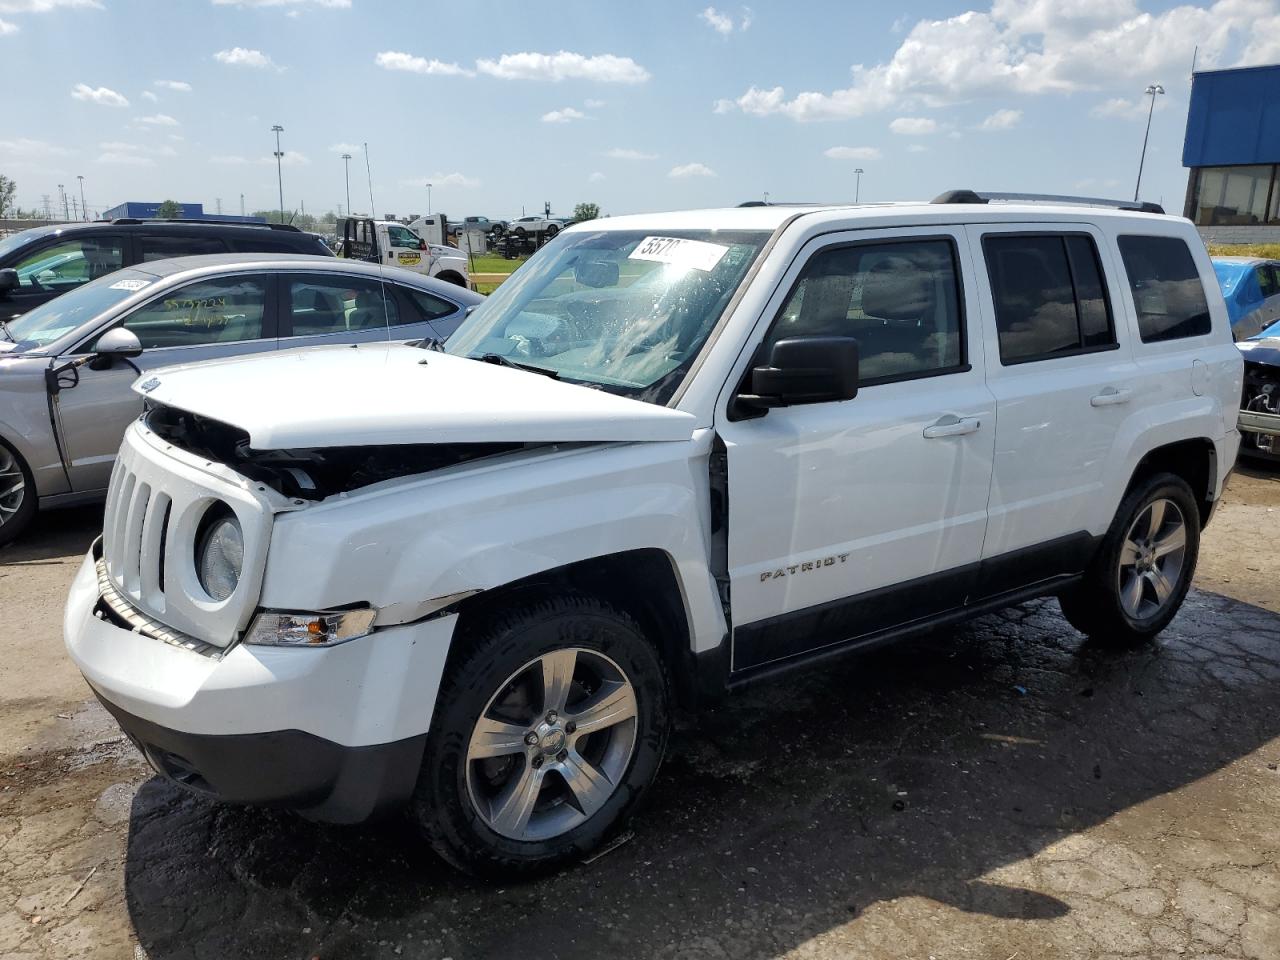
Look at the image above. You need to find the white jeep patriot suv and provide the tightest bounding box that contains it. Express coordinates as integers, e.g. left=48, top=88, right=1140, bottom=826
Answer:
left=65, top=192, right=1244, bottom=876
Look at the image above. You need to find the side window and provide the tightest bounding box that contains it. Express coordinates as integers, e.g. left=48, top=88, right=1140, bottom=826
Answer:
left=116, top=276, right=268, bottom=349
left=1258, top=264, right=1280, bottom=298
left=387, top=225, right=421, bottom=249
left=1116, top=235, right=1212, bottom=343
left=404, top=287, right=459, bottom=322
left=764, top=238, right=965, bottom=384
left=983, top=233, right=1117, bottom=364
left=288, top=275, right=400, bottom=336
left=13, top=237, right=124, bottom=293
left=137, top=235, right=228, bottom=262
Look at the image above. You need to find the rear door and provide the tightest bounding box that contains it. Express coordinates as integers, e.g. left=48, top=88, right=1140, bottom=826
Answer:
left=276, top=272, right=460, bottom=347
left=1, top=233, right=126, bottom=320
left=53, top=272, right=279, bottom=492
left=969, top=223, right=1135, bottom=583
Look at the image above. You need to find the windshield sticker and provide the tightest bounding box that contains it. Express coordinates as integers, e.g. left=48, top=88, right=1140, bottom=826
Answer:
left=109, top=278, right=151, bottom=291
left=629, top=236, right=728, bottom=272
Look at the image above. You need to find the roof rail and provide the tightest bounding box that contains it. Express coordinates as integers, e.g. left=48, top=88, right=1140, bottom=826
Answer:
left=932, top=190, right=1164, bottom=215
left=105, top=217, right=302, bottom=231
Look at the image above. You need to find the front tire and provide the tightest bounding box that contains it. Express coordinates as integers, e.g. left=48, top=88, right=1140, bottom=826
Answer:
left=0, top=440, right=36, bottom=548
left=1059, top=472, right=1200, bottom=645
left=545, top=223, right=559, bottom=237
left=411, top=595, right=670, bottom=878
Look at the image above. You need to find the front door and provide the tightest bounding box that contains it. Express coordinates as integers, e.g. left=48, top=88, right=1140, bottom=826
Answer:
left=53, top=272, right=279, bottom=492
left=718, top=227, right=996, bottom=672
left=1, top=234, right=126, bottom=321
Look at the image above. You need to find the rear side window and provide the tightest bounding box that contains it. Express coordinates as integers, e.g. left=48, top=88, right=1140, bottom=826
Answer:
left=1116, top=236, right=1212, bottom=342
left=404, top=287, right=459, bottom=322
left=983, top=233, right=1116, bottom=364
left=137, top=235, right=227, bottom=262
left=1259, top=264, right=1280, bottom=298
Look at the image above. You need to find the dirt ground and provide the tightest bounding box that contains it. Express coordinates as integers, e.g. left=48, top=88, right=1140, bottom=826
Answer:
left=1, top=464, right=1279, bottom=960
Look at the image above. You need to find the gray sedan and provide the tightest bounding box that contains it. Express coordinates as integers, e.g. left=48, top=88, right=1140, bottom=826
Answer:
left=0, top=254, right=483, bottom=545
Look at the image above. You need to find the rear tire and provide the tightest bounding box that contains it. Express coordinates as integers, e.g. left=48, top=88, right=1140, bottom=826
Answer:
left=0, top=439, right=36, bottom=548
left=1059, top=472, right=1200, bottom=645
left=411, top=595, right=670, bottom=878
left=546, top=223, right=559, bottom=238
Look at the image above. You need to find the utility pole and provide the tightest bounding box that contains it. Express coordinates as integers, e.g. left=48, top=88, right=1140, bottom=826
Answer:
left=341, top=152, right=352, bottom=217
left=854, top=168, right=864, bottom=203
left=58, top=184, right=67, bottom=220
left=77, top=175, right=87, bottom=220
left=240, top=193, right=245, bottom=216
left=215, top=197, right=222, bottom=215
left=271, top=124, right=285, bottom=223
left=41, top=195, right=51, bottom=219
left=426, top=182, right=432, bottom=216
left=71, top=197, right=79, bottom=220
left=1134, top=83, right=1165, bottom=202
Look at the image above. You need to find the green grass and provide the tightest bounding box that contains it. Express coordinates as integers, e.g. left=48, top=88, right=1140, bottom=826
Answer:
left=467, top=254, right=529, bottom=274
left=1207, top=242, right=1280, bottom=259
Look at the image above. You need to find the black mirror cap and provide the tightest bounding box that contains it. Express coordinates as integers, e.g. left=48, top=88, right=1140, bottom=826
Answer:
left=739, top=336, right=860, bottom=413
left=0, top=268, right=17, bottom=294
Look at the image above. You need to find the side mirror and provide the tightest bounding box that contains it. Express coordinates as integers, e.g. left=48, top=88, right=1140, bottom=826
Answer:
left=91, top=328, right=144, bottom=369
left=0, top=268, right=17, bottom=295
left=737, top=336, right=860, bottom=413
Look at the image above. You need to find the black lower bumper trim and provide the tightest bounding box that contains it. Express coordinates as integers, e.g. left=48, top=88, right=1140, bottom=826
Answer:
left=92, top=689, right=426, bottom=824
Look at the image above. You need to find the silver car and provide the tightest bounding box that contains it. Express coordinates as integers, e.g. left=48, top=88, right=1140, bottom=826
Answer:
left=0, top=254, right=483, bottom=545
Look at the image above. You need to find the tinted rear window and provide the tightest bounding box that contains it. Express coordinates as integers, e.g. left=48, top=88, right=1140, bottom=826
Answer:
left=1117, top=236, right=1212, bottom=343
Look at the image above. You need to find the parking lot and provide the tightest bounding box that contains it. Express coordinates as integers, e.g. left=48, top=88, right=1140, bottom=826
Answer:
left=0, top=466, right=1276, bottom=960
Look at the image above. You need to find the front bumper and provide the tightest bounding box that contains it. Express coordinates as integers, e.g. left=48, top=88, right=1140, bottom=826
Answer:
left=1238, top=409, right=1280, bottom=460
left=1239, top=409, right=1280, bottom=438
left=63, top=549, right=458, bottom=822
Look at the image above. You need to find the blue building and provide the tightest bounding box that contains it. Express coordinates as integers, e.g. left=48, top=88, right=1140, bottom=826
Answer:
left=1182, top=63, right=1280, bottom=237
left=102, top=201, right=265, bottom=223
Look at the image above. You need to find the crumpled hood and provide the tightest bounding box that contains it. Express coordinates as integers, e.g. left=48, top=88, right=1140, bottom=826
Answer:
left=133, top=342, right=697, bottom=448
left=1240, top=336, right=1280, bottom=368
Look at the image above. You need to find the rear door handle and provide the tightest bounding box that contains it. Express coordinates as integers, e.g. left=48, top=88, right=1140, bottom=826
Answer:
left=1090, top=387, right=1133, bottom=407
left=923, top=414, right=981, bottom=439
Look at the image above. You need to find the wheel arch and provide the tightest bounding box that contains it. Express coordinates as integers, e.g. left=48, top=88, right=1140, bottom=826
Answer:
left=1125, top=436, right=1217, bottom=527
left=451, top=548, right=700, bottom=708
left=433, top=270, right=467, bottom=288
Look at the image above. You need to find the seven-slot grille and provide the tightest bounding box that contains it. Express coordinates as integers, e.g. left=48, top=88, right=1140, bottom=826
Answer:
left=102, top=459, right=172, bottom=613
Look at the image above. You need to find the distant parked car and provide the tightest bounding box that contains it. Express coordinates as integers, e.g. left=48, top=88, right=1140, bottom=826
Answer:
left=1212, top=256, right=1280, bottom=340
left=0, top=254, right=483, bottom=544
left=0, top=219, right=333, bottom=322
left=448, top=216, right=507, bottom=239
left=507, top=216, right=565, bottom=238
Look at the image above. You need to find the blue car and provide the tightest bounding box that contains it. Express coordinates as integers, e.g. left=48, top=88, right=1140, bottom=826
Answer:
left=1212, top=256, right=1280, bottom=340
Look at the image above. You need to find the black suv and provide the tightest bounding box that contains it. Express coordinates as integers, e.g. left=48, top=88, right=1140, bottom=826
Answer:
left=0, top=219, right=333, bottom=321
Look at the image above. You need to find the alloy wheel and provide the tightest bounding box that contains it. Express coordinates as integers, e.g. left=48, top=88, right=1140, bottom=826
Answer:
left=1117, top=497, right=1187, bottom=620
left=465, top=647, right=638, bottom=842
left=0, top=446, right=25, bottom=528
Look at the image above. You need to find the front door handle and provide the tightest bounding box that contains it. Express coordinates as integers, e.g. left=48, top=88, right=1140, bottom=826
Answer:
left=923, top=414, right=981, bottom=439
left=1090, top=387, right=1133, bottom=407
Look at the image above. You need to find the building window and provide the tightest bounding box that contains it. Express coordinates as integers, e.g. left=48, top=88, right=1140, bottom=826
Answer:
left=1190, top=164, right=1278, bottom=225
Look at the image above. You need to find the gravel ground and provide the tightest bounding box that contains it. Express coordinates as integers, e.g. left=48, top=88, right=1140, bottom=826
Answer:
left=1, top=464, right=1278, bottom=960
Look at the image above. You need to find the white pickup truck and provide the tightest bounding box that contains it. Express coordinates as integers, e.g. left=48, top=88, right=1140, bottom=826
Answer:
left=339, top=217, right=469, bottom=287
left=65, top=194, right=1242, bottom=877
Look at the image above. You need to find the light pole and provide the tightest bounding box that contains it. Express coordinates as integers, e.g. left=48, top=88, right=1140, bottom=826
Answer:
left=77, top=175, right=86, bottom=220
left=1134, top=83, right=1165, bottom=202
left=763, top=191, right=770, bottom=204
left=271, top=124, right=285, bottom=223
left=426, top=182, right=432, bottom=216
left=340, top=153, right=352, bottom=218
left=58, top=184, right=67, bottom=220
left=854, top=168, right=864, bottom=203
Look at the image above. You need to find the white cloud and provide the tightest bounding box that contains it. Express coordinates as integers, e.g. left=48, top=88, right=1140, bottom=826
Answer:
left=404, top=172, right=482, bottom=189
left=907, top=144, right=928, bottom=153
left=136, top=113, right=179, bottom=126
left=715, top=0, right=1273, bottom=122
left=824, top=146, right=881, bottom=161
left=213, top=47, right=280, bottom=70
left=210, top=0, right=349, bottom=7
left=0, top=0, right=100, bottom=10
left=977, top=107, right=1022, bottom=130
left=1091, top=94, right=1169, bottom=119
left=589, top=171, right=606, bottom=182
left=0, top=17, right=16, bottom=32
left=669, top=162, right=716, bottom=179
left=141, top=90, right=159, bottom=102
left=0, top=137, right=71, bottom=161
left=70, top=83, right=128, bottom=107
left=700, top=6, right=734, bottom=33
left=155, top=79, right=191, bottom=92
left=96, top=140, right=178, bottom=166
left=99, top=153, right=154, bottom=166
left=542, top=106, right=587, bottom=123
left=605, top=147, right=657, bottom=160
left=699, top=5, right=752, bottom=33
left=890, top=116, right=937, bottom=135
left=329, top=141, right=361, bottom=154
left=374, top=51, right=474, bottom=76
left=476, top=51, right=650, bottom=84
left=584, top=98, right=606, bottom=109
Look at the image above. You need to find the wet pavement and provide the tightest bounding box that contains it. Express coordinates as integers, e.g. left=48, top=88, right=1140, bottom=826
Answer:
left=2, top=471, right=1279, bottom=959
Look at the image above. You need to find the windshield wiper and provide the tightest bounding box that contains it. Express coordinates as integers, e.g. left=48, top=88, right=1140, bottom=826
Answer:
left=474, top=352, right=560, bottom=380
left=0, top=321, right=13, bottom=343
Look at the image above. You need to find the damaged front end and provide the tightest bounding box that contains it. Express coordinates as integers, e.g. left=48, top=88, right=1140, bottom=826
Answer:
left=1240, top=357, right=1280, bottom=458
left=146, top=403, right=528, bottom=500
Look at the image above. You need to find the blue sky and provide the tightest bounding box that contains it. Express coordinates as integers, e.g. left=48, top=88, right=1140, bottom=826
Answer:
left=3, top=0, right=1278, bottom=221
